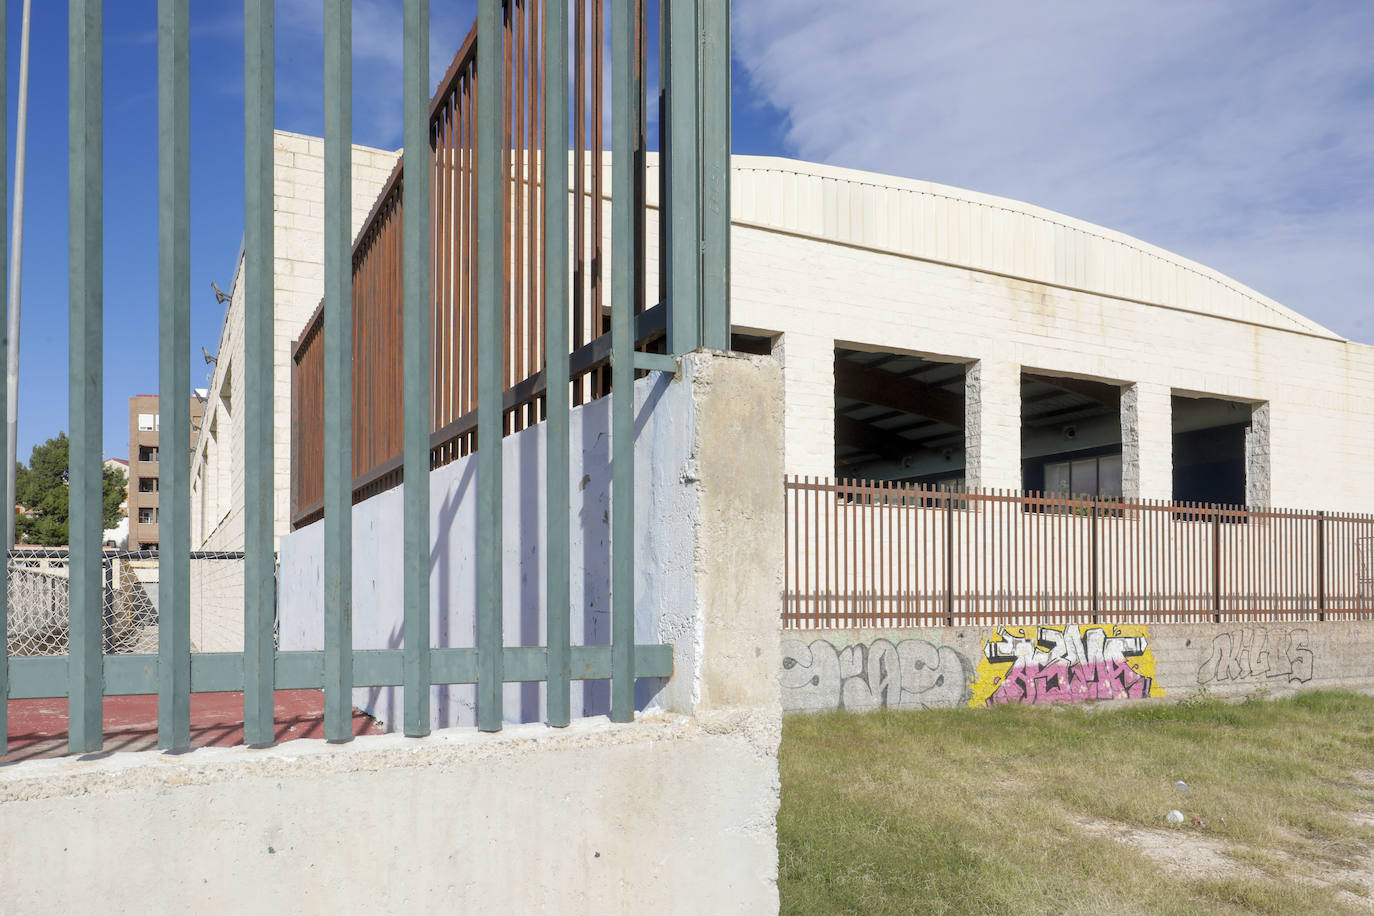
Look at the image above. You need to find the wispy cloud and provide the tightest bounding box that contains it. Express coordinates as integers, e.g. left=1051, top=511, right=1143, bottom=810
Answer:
left=733, top=0, right=1374, bottom=341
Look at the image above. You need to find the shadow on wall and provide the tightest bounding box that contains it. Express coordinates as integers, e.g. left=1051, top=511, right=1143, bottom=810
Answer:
left=278, top=371, right=686, bottom=732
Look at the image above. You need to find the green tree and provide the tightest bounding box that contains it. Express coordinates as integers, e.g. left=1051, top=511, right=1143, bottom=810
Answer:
left=14, top=433, right=127, bottom=546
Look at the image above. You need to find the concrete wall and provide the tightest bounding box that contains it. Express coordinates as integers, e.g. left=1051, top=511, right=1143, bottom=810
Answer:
left=278, top=365, right=685, bottom=728
left=1, top=351, right=785, bottom=915
left=0, top=717, right=778, bottom=915
left=190, top=130, right=400, bottom=553
left=780, top=620, right=1374, bottom=713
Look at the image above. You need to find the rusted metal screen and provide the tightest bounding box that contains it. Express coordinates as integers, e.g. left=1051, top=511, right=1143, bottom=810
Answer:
left=784, top=476, right=1374, bottom=630
left=291, top=1, right=630, bottom=527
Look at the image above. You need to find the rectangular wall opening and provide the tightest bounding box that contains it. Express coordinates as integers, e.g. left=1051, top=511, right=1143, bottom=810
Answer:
left=1021, top=372, right=1123, bottom=498
left=833, top=348, right=966, bottom=485
left=1172, top=394, right=1256, bottom=506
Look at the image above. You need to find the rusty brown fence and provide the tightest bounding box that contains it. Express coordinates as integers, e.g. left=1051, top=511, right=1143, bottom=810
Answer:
left=784, top=476, right=1374, bottom=629
left=291, top=2, right=659, bottom=528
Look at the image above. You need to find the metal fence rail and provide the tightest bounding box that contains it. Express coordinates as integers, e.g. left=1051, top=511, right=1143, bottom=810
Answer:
left=1, top=0, right=730, bottom=757
left=784, top=476, right=1374, bottom=629
left=290, top=0, right=671, bottom=528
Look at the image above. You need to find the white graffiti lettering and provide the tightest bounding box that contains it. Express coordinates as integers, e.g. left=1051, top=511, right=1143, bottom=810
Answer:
left=779, top=638, right=973, bottom=712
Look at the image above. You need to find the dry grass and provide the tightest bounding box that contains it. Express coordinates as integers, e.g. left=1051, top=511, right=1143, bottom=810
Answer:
left=779, top=691, right=1374, bottom=915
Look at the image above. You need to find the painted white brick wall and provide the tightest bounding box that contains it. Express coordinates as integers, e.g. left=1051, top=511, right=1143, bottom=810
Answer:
left=774, top=332, right=834, bottom=478
left=731, top=220, right=1374, bottom=513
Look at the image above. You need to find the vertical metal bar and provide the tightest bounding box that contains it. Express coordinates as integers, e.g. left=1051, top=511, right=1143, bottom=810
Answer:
left=0, top=0, right=8, bottom=759
left=545, top=0, right=572, bottom=728
left=610, top=0, right=638, bottom=723
left=1317, top=510, right=1326, bottom=620
left=323, top=0, right=354, bottom=742
left=157, top=0, right=191, bottom=751
left=1090, top=497, right=1099, bottom=624
left=477, top=0, right=505, bottom=732
left=402, top=0, right=432, bottom=737
left=243, top=0, right=276, bottom=746
left=68, top=0, right=104, bottom=755
left=698, top=0, right=729, bottom=349
left=664, top=0, right=700, bottom=354
left=944, top=491, right=954, bottom=626
left=1211, top=506, right=1221, bottom=623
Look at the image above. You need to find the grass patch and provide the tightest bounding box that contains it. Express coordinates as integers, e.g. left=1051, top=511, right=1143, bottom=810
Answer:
left=779, top=691, right=1374, bottom=915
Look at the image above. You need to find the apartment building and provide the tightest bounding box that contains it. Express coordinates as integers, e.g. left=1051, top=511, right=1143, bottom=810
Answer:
left=127, top=394, right=206, bottom=551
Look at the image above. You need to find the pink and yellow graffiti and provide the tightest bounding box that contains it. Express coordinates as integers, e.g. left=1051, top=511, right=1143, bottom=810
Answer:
left=968, top=624, right=1164, bottom=707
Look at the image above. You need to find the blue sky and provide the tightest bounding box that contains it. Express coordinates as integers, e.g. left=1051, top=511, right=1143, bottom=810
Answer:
left=4, top=0, right=1371, bottom=461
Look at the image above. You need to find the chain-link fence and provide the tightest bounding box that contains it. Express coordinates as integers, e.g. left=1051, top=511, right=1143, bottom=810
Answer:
left=5, top=550, right=253, bottom=657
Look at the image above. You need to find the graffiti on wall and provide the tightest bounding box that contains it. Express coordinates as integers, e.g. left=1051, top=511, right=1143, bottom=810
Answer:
left=1198, top=627, right=1314, bottom=685
left=969, top=624, right=1163, bottom=707
left=780, top=638, right=974, bottom=712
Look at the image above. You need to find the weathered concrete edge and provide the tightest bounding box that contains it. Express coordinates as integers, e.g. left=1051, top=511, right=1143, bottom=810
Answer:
left=0, top=708, right=777, bottom=805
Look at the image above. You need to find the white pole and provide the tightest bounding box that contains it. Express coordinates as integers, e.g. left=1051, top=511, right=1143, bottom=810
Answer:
left=7, top=0, right=32, bottom=548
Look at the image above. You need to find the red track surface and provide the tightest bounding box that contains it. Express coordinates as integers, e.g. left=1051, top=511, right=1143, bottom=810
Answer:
left=3, top=690, right=384, bottom=763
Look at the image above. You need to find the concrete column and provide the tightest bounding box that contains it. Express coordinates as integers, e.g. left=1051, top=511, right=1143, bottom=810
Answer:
left=1121, top=382, right=1173, bottom=502
left=965, top=359, right=1021, bottom=491
left=647, top=349, right=785, bottom=719
left=773, top=332, right=833, bottom=479
left=1246, top=402, right=1271, bottom=508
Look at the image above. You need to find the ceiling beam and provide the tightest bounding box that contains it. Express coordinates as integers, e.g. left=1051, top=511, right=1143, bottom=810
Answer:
left=1023, top=372, right=1121, bottom=410
left=836, top=415, right=919, bottom=463
left=834, top=360, right=964, bottom=428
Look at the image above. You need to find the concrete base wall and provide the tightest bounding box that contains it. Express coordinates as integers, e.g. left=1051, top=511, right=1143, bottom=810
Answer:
left=781, top=619, right=1374, bottom=713
left=0, top=351, right=784, bottom=915
left=0, top=715, right=778, bottom=915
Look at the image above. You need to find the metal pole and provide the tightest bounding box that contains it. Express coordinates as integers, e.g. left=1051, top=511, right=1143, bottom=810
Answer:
left=1090, top=498, right=1099, bottom=623
left=6, top=0, right=32, bottom=549
left=401, top=0, right=431, bottom=737
left=1317, top=510, right=1326, bottom=621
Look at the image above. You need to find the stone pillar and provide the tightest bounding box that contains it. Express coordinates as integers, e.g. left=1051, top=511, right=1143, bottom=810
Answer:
left=1246, top=402, right=1271, bottom=508
left=772, top=332, right=833, bottom=479
left=1121, top=382, right=1173, bottom=502
left=965, top=359, right=1022, bottom=491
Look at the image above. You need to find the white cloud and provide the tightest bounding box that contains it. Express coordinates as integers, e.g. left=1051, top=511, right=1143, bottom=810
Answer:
left=733, top=0, right=1374, bottom=341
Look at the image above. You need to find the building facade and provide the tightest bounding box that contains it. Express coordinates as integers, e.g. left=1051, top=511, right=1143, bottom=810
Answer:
left=720, top=157, right=1373, bottom=512
left=127, top=394, right=206, bottom=551
left=189, top=130, right=400, bottom=550
left=217, top=145, right=1374, bottom=542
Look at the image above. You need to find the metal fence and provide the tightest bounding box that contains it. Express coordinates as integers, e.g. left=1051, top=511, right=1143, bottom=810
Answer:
left=291, top=0, right=680, bottom=529
left=1, top=0, right=729, bottom=757
left=5, top=550, right=248, bottom=657
left=784, top=476, right=1374, bottom=629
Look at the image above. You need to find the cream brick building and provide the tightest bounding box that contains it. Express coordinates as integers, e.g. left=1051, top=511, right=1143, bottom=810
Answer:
left=719, top=156, right=1373, bottom=512
left=198, top=143, right=1374, bottom=551
left=190, top=130, right=400, bottom=550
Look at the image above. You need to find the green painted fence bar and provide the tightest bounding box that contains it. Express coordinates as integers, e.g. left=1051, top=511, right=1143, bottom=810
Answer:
left=243, top=0, right=277, bottom=746
left=0, top=0, right=8, bottom=760
left=544, top=0, right=573, bottom=729
left=0, top=0, right=736, bottom=756
left=157, top=0, right=192, bottom=751
left=476, top=0, right=504, bottom=732
left=67, top=0, right=104, bottom=755
left=323, top=0, right=355, bottom=742
left=610, top=0, right=639, bottom=723
left=6, top=645, right=673, bottom=701
left=402, top=0, right=432, bottom=738
left=664, top=0, right=700, bottom=356
left=698, top=0, right=731, bottom=350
